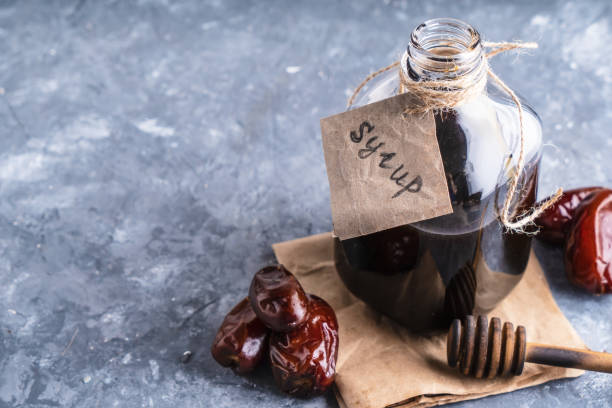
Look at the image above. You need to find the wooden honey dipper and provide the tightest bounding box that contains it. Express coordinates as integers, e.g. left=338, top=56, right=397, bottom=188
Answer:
left=447, top=315, right=612, bottom=378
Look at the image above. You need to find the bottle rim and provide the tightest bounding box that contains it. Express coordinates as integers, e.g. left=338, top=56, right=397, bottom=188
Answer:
left=406, top=18, right=485, bottom=81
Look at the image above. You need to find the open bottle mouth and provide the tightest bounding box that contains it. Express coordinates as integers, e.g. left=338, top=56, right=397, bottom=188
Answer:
left=404, top=18, right=485, bottom=82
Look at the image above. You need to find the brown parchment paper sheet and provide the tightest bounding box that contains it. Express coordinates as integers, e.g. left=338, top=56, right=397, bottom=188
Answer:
left=272, top=232, right=585, bottom=408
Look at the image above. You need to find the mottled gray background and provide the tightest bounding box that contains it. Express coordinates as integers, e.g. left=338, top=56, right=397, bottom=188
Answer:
left=0, top=0, right=610, bottom=407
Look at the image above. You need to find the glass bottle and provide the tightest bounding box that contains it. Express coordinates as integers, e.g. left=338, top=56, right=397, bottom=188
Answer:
left=333, top=18, right=542, bottom=332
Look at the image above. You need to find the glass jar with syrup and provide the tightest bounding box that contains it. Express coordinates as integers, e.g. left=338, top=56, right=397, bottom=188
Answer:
left=333, top=18, right=542, bottom=332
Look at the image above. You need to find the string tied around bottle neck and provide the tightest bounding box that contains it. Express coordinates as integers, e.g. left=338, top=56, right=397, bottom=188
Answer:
left=347, top=41, right=562, bottom=234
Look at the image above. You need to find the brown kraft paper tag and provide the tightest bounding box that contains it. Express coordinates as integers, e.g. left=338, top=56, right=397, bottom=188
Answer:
left=320, top=93, right=452, bottom=240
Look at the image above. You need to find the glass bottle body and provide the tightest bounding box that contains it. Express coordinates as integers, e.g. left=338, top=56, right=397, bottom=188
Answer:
left=333, top=20, right=542, bottom=331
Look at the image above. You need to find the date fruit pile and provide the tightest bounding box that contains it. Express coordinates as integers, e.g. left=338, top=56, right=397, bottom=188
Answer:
left=211, top=265, right=339, bottom=397
left=535, top=187, right=612, bottom=294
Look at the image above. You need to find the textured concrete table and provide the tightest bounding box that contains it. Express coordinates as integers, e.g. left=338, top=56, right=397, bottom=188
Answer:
left=0, top=0, right=611, bottom=407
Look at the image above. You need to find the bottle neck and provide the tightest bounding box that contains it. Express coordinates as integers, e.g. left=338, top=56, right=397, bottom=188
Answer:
left=403, top=18, right=486, bottom=90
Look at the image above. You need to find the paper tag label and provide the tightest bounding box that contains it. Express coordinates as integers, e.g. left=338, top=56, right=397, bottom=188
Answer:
left=320, top=93, right=452, bottom=240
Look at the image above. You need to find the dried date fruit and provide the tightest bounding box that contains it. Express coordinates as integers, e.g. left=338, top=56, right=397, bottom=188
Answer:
left=210, top=297, right=269, bottom=374
left=535, top=186, right=603, bottom=245
left=358, top=225, right=419, bottom=274
left=249, top=265, right=309, bottom=332
left=269, top=295, right=339, bottom=397
left=565, top=189, right=612, bottom=294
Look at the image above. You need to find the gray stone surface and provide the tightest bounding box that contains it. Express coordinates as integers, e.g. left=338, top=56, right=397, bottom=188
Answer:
left=0, top=0, right=611, bottom=406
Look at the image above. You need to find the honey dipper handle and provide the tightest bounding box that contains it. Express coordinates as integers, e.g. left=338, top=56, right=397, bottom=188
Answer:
left=526, top=343, right=612, bottom=374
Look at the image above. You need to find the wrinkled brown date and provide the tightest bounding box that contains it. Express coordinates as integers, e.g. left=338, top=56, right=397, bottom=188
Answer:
left=249, top=265, right=309, bottom=332
left=210, top=297, right=269, bottom=374
left=362, top=225, right=420, bottom=274
left=269, top=295, right=339, bottom=397
left=535, top=187, right=603, bottom=244
left=565, top=189, right=612, bottom=294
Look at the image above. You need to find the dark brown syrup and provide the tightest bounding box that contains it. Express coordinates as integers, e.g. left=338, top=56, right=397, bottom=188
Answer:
left=334, top=111, right=538, bottom=332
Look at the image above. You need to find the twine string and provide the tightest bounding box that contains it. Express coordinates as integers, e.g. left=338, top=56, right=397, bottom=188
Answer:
left=346, top=41, right=562, bottom=233
left=346, top=61, right=400, bottom=109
